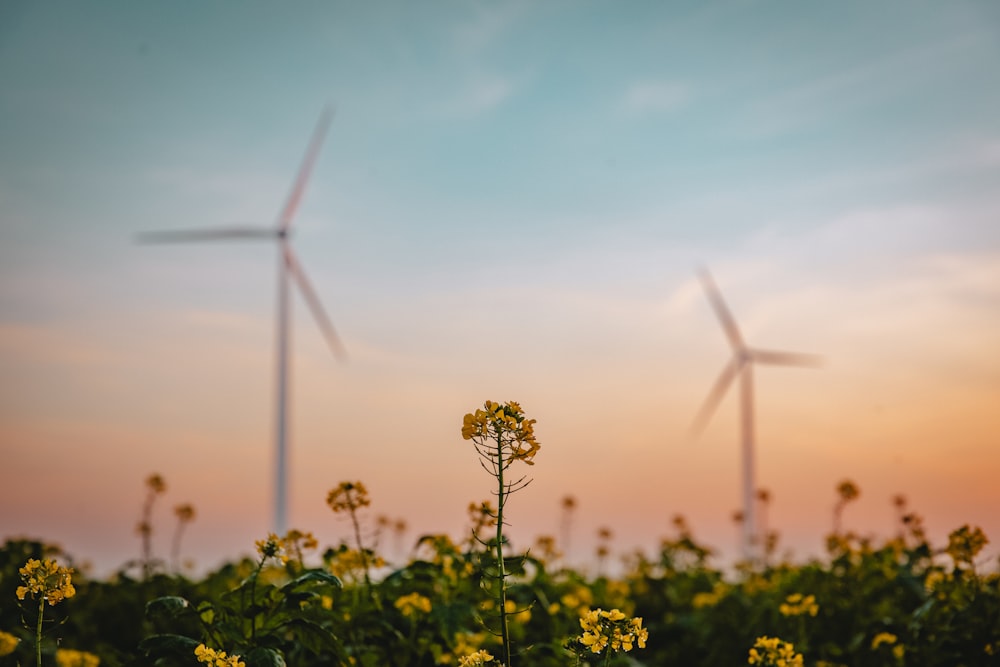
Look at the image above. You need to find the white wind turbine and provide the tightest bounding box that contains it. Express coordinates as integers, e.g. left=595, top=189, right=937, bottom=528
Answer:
left=691, top=267, right=820, bottom=562
left=140, top=108, right=345, bottom=535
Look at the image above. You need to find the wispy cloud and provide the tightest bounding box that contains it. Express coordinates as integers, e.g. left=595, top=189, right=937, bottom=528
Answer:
left=451, top=2, right=527, bottom=55
left=621, top=81, right=690, bottom=115
left=733, top=31, right=992, bottom=138
left=437, top=73, right=518, bottom=118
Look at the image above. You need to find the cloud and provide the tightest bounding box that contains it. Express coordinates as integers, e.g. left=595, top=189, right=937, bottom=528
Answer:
left=451, top=2, right=527, bottom=55
left=621, top=81, right=690, bottom=115
left=440, top=74, right=518, bottom=117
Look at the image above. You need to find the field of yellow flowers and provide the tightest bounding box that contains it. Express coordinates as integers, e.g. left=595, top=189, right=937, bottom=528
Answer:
left=1, top=402, right=997, bottom=666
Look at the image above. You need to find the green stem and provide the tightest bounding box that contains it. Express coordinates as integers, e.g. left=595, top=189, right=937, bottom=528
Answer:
left=249, top=556, right=264, bottom=642
left=349, top=503, right=381, bottom=610
left=496, top=431, right=511, bottom=667
left=35, top=596, right=44, bottom=667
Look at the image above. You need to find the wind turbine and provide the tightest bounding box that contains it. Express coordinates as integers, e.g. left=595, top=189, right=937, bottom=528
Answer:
left=691, top=267, right=820, bottom=562
left=139, top=107, right=345, bottom=535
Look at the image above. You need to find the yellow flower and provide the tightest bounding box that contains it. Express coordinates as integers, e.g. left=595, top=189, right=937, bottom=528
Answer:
left=174, top=504, right=196, bottom=521
left=0, top=631, right=19, bottom=657
left=946, top=525, right=988, bottom=567
left=394, top=592, right=432, bottom=617
left=55, top=649, right=101, bottom=667
left=747, top=636, right=803, bottom=667
left=17, top=559, right=76, bottom=606
left=871, top=632, right=897, bottom=650
left=254, top=533, right=284, bottom=561
left=457, top=649, right=495, bottom=666
left=146, top=474, right=167, bottom=494
left=326, top=481, right=372, bottom=513
left=778, top=593, right=819, bottom=617
left=577, top=608, right=647, bottom=656
left=461, top=401, right=541, bottom=465
left=194, top=644, right=245, bottom=667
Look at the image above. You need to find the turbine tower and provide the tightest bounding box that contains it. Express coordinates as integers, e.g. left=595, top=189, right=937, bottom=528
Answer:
left=691, top=267, right=820, bottom=562
left=139, top=108, right=345, bottom=535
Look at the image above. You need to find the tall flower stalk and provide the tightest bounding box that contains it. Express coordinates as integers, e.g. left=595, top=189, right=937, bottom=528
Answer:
left=462, top=400, right=541, bottom=667
left=16, top=558, right=76, bottom=667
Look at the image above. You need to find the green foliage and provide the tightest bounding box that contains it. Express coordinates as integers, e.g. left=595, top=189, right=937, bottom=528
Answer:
left=1, top=524, right=999, bottom=666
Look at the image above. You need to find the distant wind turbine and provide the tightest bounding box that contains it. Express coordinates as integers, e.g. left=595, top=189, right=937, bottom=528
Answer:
left=691, top=267, right=820, bottom=562
left=139, top=107, right=345, bottom=535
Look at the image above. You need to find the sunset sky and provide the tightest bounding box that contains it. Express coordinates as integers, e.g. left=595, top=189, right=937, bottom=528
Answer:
left=2, top=1, right=999, bottom=576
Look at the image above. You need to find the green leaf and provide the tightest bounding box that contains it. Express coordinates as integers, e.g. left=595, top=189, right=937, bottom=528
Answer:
left=280, top=618, right=341, bottom=654
left=244, top=647, right=287, bottom=667
left=138, top=633, right=201, bottom=660
left=281, top=569, right=343, bottom=591
left=146, top=596, right=193, bottom=622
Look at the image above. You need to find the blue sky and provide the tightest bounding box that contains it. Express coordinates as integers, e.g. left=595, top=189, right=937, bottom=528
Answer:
left=2, top=1, right=999, bottom=574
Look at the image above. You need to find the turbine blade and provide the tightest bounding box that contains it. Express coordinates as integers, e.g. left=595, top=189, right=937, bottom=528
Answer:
left=750, top=348, right=824, bottom=367
left=691, top=357, right=741, bottom=436
left=696, top=266, right=745, bottom=351
left=283, top=245, right=347, bottom=361
left=137, top=226, right=279, bottom=243
left=278, top=106, right=335, bottom=232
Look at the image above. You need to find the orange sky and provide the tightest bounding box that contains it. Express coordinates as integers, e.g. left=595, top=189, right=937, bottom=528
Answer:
left=2, top=2, right=999, bottom=577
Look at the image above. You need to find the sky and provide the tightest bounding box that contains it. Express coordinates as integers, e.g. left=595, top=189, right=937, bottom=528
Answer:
left=1, top=1, right=999, bottom=577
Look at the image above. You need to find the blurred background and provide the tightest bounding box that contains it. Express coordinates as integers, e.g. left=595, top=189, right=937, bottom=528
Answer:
left=1, top=0, right=998, bottom=576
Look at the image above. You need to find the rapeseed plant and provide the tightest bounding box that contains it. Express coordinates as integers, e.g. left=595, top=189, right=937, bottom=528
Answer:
left=747, top=635, right=803, bottom=666
left=137, top=473, right=167, bottom=579
left=194, top=643, right=245, bottom=667
left=461, top=400, right=540, bottom=667
left=572, top=608, right=647, bottom=666
left=171, top=503, right=196, bottom=574
left=16, top=558, right=76, bottom=667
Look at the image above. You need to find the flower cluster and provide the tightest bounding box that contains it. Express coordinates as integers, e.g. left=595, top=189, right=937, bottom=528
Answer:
left=326, top=547, right=385, bottom=580
left=578, top=608, right=648, bottom=655
left=457, top=649, right=495, bottom=666
left=326, top=481, right=372, bottom=513
left=255, top=533, right=285, bottom=561
left=174, top=503, right=196, bottom=522
left=946, top=524, right=988, bottom=568
left=194, top=644, right=245, bottom=667
left=778, top=593, right=819, bottom=617
left=16, top=558, right=76, bottom=606
left=461, top=400, right=540, bottom=465
left=871, top=632, right=905, bottom=660
left=747, top=636, right=803, bottom=667
left=55, top=648, right=101, bottom=667
left=0, top=631, right=19, bottom=657
left=394, top=592, right=432, bottom=617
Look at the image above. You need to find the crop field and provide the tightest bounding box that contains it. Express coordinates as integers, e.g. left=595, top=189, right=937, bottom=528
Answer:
left=2, top=403, right=997, bottom=667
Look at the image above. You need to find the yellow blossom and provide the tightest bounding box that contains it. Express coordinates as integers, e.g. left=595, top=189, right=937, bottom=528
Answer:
left=0, top=631, right=19, bottom=657
left=254, top=533, right=284, bottom=561
left=326, top=481, right=372, bottom=513
left=194, top=644, right=245, bottom=667
left=871, top=632, right=898, bottom=650
left=779, top=593, right=819, bottom=617
left=747, top=636, right=803, bottom=667
left=55, top=649, right=101, bottom=667
left=461, top=401, right=541, bottom=466
left=394, top=592, right=432, bottom=617
left=457, top=649, right=495, bottom=666
left=16, top=558, right=76, bottom=606
left=946, top=524, right=988, bottom=567
left=577, top=608, right=647, bottom=656
left=146, top=474, right=167, bottom=494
